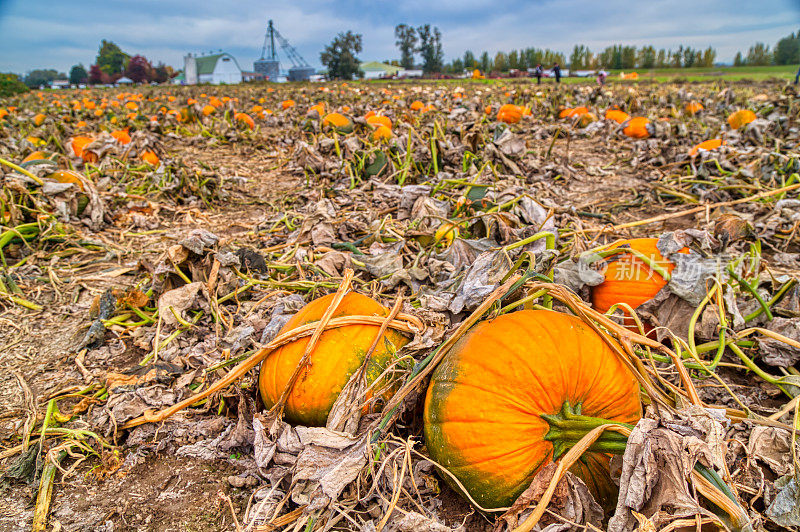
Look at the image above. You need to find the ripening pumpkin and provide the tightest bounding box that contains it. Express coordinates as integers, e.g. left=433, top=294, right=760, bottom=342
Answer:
left=497, top=104, right=523, bottom=124
left=689, top=139, right=725, bottom=157
left=727, top=109, right=756, bottom=130
left=46, top=170, right=86, bottom=192
left=234, top=112, right=255, bottom=129
left=282, top=99, right=295, bottom=110
left=308, top=103, right=325, bottom=116
left=410, top=100, right=425, bottom=111
left=322, top=112, right=354, bottom=133
left=71, top=136, right=97, bottom=163
left=434, top=221, right=461, bottom=247
left=33, top=113, right=46, bottom=126
left=558, top=107, right=573, bottom=119
left=366, top=115, right=392, bottom=130
left=372, top=125, right=393, bottom=141
left=22, top=151, right=51, bottom=163
left=605, top=109, right=630, bottom=124
left=684, top=101, right=703, bottom=115
left=111, top=129, right=131, bottom=145
left=590, top=238, right=686, bottom=314
left=622, top=116, right=652, bottom=139
left=141, top=150, right=160, bottom=166
left=201, top=104, right=216, bottom=116
left=258, top=292, right=410, bottom=426
left=424, top=310, right=641, bottom=510
left=577, top=112, right=597, bottom=128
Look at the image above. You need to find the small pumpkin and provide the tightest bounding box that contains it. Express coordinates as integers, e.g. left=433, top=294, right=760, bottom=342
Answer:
left=605, top=109, right=629, bottom=124
left=22, top=151, right=51, bottom=163
left=366, top=115, right=392, bottom=130
left=372, top=125, right=393, bottom=141
left=46, top=170, right=86, bottom=192
left=496, top=104, right=524, bottom=124
left=234, top=112, right=255, bottom=129
left=622, top=116, right=652, bottom=139
left=141, top=150, right=160, bottom=166
left=434, top=221, right=461, bottom=247
left=727, top=110, right=756, bottom=130
left=684, top=101, right=703, bottom=115
left=689, top=139, right=725, bottom=157
left=201, top=104, right=216, bottom=116
left=409, top=100, right=425, bottom=112
left=424, top=310, right=641, bottom=509
left=577, top=112, right=597, bottom=128
left=111, top=129, right=131, bottom=145
left=33, top=113, right=46, bottom=126
left=71, top=136, right=98, bottom=163
left=322, top=112, right=354, bottom=134
left=258, top=292, right=410, bottom=426
left=590, top=238, right=686, bottom=314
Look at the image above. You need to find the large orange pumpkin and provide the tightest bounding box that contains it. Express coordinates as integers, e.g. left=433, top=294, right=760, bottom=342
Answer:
left=590, top=238, right=686, bottom=313
left=258, top=292, right=410, bottom=426
left=424, top=310, right=641, bottom=510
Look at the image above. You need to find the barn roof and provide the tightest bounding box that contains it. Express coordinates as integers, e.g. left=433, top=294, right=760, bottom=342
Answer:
left=195, top=53, right=242, bottom=75
left=359, top=61, right=401, bottom=74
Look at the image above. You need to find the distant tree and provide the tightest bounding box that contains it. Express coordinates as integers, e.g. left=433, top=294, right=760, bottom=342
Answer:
left=88, top=64, right=105, bottom=84
left=733, top=52, right=744, bottom=67
left=394, top=24, right=417, bottom=69
left=479, top=51, right=491, bottom=73
left=69, top=64, right=88, bottom=84
left=320, top=31, right=363, bottom=80
left=152, top=62, right=172, bottom=83
left=569, top=45, right=591, bottom=70
left=417, top=25, right=444, bottom=73
left=463, top=50, right=476, bottom=69
left=96, top=40, right=129, bottom=75
left=492, top=51, right=508, bottom=72
left=746, top=42, right=772, bottom=65
left=0, top=73, right=29, bottom=97
left=450, top=58, right=464, bottom=73
left=699, top=47, right=716, bottom=67
left=774, top=31, right=800, bottom=65
left=637, top=46, right=656, bottom=69
left=23, top=69, right=63, bottom=88
left=656, top=49, right=667, bottom=68
left=507, top=50, right=520, bottom=70
left=125, top=55, right=152, bottom=83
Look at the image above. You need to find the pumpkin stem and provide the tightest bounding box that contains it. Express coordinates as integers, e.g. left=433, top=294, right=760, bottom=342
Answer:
left=541, top=401, right=633, bottom=460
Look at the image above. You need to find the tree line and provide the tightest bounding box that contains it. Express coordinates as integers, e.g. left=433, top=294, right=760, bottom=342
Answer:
left=19, top=40, right=176, bottom=88
left=734, top=30, right=800, bottom=66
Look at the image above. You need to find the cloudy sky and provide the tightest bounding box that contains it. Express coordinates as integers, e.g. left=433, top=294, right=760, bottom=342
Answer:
left=0, top=0, right=797, bottom=75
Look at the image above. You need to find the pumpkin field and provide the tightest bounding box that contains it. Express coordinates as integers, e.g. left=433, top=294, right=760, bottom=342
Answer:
left=1, top=78, right=800, bottom=531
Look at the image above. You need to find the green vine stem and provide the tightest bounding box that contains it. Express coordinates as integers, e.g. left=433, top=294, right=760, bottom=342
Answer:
left=542, top=401, right=749, bottom=530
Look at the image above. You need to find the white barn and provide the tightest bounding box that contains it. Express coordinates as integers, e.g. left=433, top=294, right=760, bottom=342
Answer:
left=183, top=52, right=243, bottom=84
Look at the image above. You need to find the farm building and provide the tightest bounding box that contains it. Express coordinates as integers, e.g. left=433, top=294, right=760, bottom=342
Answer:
left=182, top=52, right=243, bottom=84
left=359, top=61, right=403, bottom=79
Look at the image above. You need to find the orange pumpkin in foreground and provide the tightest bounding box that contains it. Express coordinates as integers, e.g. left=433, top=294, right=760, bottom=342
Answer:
left=322, top=112, right=354, bottom=133
left=258, top=292, right=410, bottom=426
left=424, top=310, right=641, bottom=509
left=590, top=238, right=686, bottom=314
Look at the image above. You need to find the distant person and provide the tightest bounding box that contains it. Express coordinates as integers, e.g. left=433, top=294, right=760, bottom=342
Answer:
left=796, top=65, right=800, bottom=84
left=534, top=64, right=543, bottom=84
left=597, top=70, right=607, bottom=86
left=553, top=63, right=562, bottom=83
